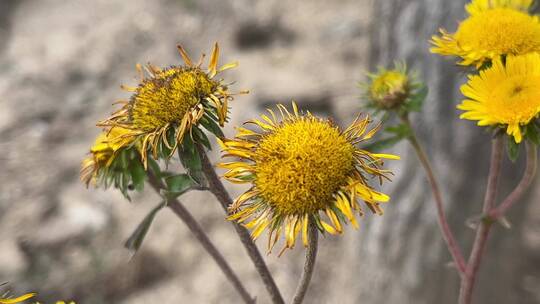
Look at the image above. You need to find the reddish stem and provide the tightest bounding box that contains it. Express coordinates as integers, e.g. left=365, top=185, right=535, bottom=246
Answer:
left=402, top=115, right=467, bottom=276
left=458, top=135, right=504, bottom=304
left=490, top=142, right=537, bottom=219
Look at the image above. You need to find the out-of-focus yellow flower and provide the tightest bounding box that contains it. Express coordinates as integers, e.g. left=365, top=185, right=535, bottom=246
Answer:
left=465, top=0, right=533, bottom=15
left=366, top=65, right=410, bottom=110
left=99, top=43, right=244, bottom=167
left=431, top=2, right=540, bottom=67
left=458, top=53, right=540, bottom=143
left=80, top=127, right=135, bottom=187
left=0, top=292, right=35, bottom=304
left=219, top=103, right=398, bottom=254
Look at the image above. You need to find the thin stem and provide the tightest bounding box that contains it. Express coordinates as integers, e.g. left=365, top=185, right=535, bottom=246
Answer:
left=197, top=144, right=285, bottom=304
left=401, top=115, right=467, bottom=275
left=458, top=135, right=504, bottom=304
left=490, top=142, right=538, bottom=219
left=147, top=172, right=255, bottom=304
left=291, top=223, right=319, bottom=304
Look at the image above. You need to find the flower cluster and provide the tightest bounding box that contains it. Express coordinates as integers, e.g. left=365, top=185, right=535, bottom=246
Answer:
left=81, top=42, right=399, bottom=253
left=432, top=0, right=540, bottom=145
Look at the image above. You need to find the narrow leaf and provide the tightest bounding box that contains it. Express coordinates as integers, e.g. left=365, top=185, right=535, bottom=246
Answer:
left=124, top=201, right=167, bottom=254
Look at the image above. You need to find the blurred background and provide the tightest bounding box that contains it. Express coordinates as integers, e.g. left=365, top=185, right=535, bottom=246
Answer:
left=0, top=0, right=539, bottom=303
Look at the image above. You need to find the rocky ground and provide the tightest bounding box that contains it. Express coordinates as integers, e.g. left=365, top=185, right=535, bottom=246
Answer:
left=0, top=1, right=375, bottom=303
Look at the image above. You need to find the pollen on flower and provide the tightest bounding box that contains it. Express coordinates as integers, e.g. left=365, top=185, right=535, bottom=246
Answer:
left=253, top=119, right=355, bottom=215
left=130, top=68, right=218, bottom=132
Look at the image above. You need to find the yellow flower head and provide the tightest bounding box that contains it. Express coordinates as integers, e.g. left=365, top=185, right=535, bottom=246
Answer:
left=430, top=4, right=540, bottom=67
left=219, top=103, right=399, bottom=254
left=458, top=53, right=540, bottom=143
left=80, top=127, right=135, bottom=187
left=465, top=0, right=533, bottom=15
left=99, top=43, right=243, bottom=167
left=366, top=65, right=410, bottom=109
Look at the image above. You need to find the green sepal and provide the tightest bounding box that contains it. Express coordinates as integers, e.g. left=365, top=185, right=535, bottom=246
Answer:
left=147, top=158, right=162, bottom=178
left=192, top=126, right=212, bottom=151
left=311, top=215, right=325, bottom=233
left=178, top=135, right=206, bottom=185
left=525, top=123, right=540, bottom=145
left=404, top=85, right=428, bottom=112
left=129, top=160, right=146, bottom=192
left=506, top=136, right=521, bottom=162
left=384, top=123, right=412, bottom=139
left=124, top=200, right=167, bottom=255
left=200, top=114, right=225, bottom=138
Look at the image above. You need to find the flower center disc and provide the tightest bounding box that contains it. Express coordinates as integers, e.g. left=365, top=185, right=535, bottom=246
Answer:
left=130, top=68, right=217, bottom=131
left=253, top=119, right=355, bottom=215
left=487, top=75, right=540, bottom=124
left=455, top=8, right=540, bottom=56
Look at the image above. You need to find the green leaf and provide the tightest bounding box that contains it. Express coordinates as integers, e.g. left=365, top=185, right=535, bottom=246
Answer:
left=124, top=201, right=167, bottom=254
left=178, top=136, right=205, bottom=184
left=506, top=136, right=521, bottom=162
left=525, top=123, right=540, bottom=145
left=165, top=174, right=196, bottom=194
left=130, top=161, right=146, bottom=192
left=147, top=158, right=162, bottom=177
left=384, top=123, right=412, bottom=138
left=405, top=85, right=428, bottom=112
left=192, top=126, right=211, bottom=150
left=200, top=115, right=225, bottom=138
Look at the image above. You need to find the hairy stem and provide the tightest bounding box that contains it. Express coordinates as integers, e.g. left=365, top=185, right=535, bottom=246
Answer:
left=490, top=143, right=537, bottom=219
left=291, top=223, right=319, bottom=304
left=147, top=172, right=255, bottom=304
left=197, top=144, right=285, bottom=304
left=458, top=135, right=504, bottom=304
left=401, top=115, right=467, bottom=275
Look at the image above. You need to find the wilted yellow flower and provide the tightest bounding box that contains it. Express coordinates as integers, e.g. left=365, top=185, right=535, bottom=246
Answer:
left=80, top=127, right=135, bottom=187
left=99, top=43, right=243, bottom=167
left=431, top=2, right=540, bottom=67
left=458, top=53, right=540, bottom=143
left=219, top=103, right=398, bottom=254
left=366, top=65, right=410, bottom=109
left=465, top=0, right=533, bottom=15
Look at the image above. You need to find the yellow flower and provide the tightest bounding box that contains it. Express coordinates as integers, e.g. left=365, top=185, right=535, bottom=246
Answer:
left=219, top=103, right=399, bottom=254
left=366, top=64, right=410, bottom=109
left=99, top=43, right=244, bottom=167
left=430, top=5, right=540, bottom=67
left=465, top=0, right=533, bottom=15
left=0, top=292, right=36, bottom=304
left=457, top=53, right=540, bottom=143
left=80, top=127, right=135, bottom=187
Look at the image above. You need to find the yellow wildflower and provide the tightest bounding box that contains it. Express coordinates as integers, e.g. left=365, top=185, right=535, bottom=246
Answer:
left=431, top=3, right=540, bottom=67
left=80, top=127, right=135, bottom=187
left=220, top=103, right=399, bottom=254
left=99, top=43, right=244, bottom=167
left=458, top=53, right=540, bottom=143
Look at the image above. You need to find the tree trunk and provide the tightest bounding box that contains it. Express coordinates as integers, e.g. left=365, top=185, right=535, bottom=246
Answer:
left=309, top=1, right=540, bottom=303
